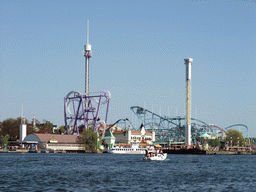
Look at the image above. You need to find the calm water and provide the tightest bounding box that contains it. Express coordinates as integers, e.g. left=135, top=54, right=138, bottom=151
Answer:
left=0, top=153, right=256, bottom=192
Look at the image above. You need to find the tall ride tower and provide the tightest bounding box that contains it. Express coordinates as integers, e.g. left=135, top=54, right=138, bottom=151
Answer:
left=64, top=20, right=111, bottom=135
left=84, top=20, right=91, bottom=98
left=184, top=58, right=193, bottom=145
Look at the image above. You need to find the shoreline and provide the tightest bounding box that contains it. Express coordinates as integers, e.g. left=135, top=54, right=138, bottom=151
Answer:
left=1, top=149, right=255, bottom=155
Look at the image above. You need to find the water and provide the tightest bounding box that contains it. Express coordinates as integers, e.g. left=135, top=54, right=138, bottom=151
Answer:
left=0, top=153, right=256, bottom=192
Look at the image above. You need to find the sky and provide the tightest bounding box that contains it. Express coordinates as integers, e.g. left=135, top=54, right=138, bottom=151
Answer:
left=1, top=0, right=255, bottom=136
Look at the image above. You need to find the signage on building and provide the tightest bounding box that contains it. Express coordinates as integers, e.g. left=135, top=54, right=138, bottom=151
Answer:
left=49, top=136, right=58, bottom=143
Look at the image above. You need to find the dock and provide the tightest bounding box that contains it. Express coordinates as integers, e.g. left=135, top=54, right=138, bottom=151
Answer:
left=163, top=148, right=206, bottom=155
left=206, top=151, right=254, bottom=155
left=161, top=147, right=255, bottom=155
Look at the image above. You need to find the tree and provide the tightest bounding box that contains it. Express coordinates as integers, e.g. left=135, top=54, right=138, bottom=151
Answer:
left=27, top=122, right=34, bottom=135
left=225, top=129, right=245, bottom=146
left=43, top=120, right=53, bottom=133
left=53, top=125, right=66, bottom=134
left=59, top=125, right=66, bottom=134
left=208, top=138, right=221, bottom=147
left=0, top=122, right=3, bottom=133
left=0, top=117, right=56, bottom=139
left=37, top=120, right=54, bottom=134
left=0, top=118, right=20, bottom=140
left=0, top=136, right=9, bottom=148
left=0, top=117, right=37, bottom=140
left=77, top=128, right=101, bottom=153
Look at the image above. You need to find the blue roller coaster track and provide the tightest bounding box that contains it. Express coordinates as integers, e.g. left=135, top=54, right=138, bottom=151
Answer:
left=130, top=106, right=249, bottom=144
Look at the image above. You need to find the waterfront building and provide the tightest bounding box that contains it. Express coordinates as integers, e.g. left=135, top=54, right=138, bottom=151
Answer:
left=23, top=133, right=83, bottom=152
left=103, top=130, right=116, bottom=149
left=112, top=126, right=155, bottom=145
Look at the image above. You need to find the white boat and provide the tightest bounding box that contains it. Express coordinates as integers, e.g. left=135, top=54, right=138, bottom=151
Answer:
left=108, top=143, right=154, bottom=155
left=143, top=151, right=167, bottom=161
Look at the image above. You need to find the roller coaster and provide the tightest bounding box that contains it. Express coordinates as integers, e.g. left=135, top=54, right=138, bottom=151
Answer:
left=64, top=90, right=111, bottom=135
left=130, top=106, right=249, bottom=144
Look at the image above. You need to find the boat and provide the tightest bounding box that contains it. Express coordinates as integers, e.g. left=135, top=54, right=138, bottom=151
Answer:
left=28, top=148, right=38, bottom=153
left=143, top=149, right=167, bottom=161
left=143, top=153, right=167, bottom=161
left=108, top=142, right=154, bottom=155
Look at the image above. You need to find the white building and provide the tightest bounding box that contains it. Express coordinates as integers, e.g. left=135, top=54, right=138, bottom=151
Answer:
left=113, top=126, right=155, bottom=145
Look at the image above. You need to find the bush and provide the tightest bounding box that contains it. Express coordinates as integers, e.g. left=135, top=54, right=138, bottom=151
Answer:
left=77, top=128, right=102, bottom=153
left=207, top=138, right=220, bottom=147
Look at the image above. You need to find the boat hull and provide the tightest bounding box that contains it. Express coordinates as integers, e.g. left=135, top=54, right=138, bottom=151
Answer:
left=108, top=148, right=146, bottom=155
left=108, top=143, right=154, bottom=155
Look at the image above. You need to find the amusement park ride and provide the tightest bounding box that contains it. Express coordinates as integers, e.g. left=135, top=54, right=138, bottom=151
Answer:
left=129, top=106, right=249, bottom=144
left=64, top=21, right=111, bottom=137
left=63, top=21, right=249, bottom=145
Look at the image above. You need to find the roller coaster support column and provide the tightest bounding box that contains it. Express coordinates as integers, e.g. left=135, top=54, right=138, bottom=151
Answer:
left=185, top=58, right=193, bottom=145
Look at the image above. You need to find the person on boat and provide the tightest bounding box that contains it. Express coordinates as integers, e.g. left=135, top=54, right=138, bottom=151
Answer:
left=145, top=148, right=148, bottom=156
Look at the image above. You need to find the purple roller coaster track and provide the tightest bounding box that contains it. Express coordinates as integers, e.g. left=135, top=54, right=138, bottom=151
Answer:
left=64, top=90, right=110, bottom=135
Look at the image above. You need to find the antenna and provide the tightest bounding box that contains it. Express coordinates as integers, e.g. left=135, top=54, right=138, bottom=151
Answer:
left=21, top=104, right=23, bottom=124
left=21, top=104, right=23, bottom=118
left=87, top=20, right=89, bottom=44
left=21, top=104, right=25, bottom=124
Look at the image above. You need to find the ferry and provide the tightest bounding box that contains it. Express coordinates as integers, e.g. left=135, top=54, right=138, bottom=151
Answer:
left=108, top=143, right=154, bottom=155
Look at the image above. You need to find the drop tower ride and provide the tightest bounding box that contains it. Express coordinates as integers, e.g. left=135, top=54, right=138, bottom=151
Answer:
left=184, top=58, right=193, bottom=145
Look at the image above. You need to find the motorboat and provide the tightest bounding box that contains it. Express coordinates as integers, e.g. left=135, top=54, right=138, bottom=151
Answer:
left=143, top=150, right=167, bottom=161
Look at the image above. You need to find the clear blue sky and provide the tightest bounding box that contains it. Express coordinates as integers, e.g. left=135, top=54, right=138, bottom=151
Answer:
left=1, top=0, right=255, bottom=136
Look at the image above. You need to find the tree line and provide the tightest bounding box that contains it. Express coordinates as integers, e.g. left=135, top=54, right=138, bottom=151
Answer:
left=0, top=117, right=55, bottom=141
left=206, top=129, right=248, bottom=147
left=0, top=117, right=101, bottom=152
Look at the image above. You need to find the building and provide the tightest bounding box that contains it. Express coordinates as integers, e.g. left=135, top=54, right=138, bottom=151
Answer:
left=23, top=133, right=84, bottom=152
left=103, top=130, right=116, bottom=149
left=112, top=126, right=155, bottom=145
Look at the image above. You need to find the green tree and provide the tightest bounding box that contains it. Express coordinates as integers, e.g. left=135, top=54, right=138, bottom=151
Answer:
left=208, top=138, right=221, bottom=147
left=53, top=125, right=66, bottom=134
left=59, top=125, right=66, bottom=134
left=0, top=136, right=9, bottom=148
left=0, top=117, right=36, bottom=140
left=225, top=129, right=245, bottom=146
left=37, top=120, right=54, bottom=134
left=77, top=128, right=101, bottom=153
left=0, top=118, right=20, bottom=140
left=27, top=122, right=34, bottom=135
left=43, top=120, right=53, bottom=133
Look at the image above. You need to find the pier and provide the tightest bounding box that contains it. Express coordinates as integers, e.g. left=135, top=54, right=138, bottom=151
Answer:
left=161, top=145, right=255, bottom=155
